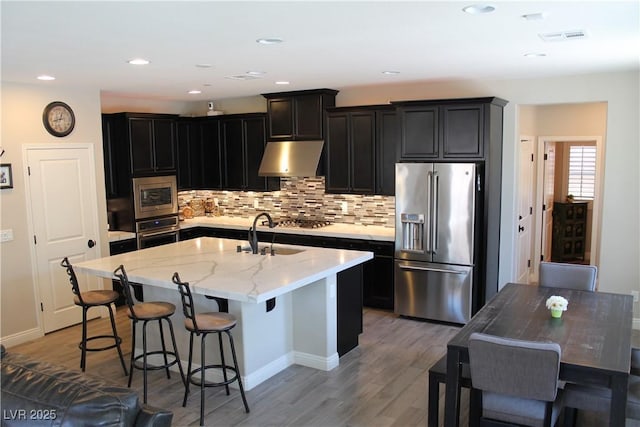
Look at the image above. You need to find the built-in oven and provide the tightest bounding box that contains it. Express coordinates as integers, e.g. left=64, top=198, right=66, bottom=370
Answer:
left=132, top=175, right=178, bottom=220
left=137, top=215, right=180, bottom=249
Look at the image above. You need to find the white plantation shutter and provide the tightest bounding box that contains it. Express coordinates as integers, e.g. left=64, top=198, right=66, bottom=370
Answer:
left=567, top=145, right=596, bottom=200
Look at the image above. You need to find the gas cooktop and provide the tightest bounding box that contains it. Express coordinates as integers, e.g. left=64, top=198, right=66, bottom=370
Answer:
left=264, top=218, right=333, bottom=229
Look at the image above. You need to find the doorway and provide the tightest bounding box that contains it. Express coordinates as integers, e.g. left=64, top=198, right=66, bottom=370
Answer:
left=516, top=102, right=606, bottom=285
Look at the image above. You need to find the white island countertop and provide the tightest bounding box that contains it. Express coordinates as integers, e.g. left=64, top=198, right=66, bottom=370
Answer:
left=181, top=216, right=395, bottom=242
left=75, top=236, right=373, bottom=303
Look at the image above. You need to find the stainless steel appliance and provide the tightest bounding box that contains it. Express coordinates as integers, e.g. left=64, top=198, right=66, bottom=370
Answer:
left=258, top=140, right=324, bottom=177
left=132, top=175, right=178, bottom=220
left=394, top=163, right=478, bottom=324
left=136, top=215, right=179, bottom=249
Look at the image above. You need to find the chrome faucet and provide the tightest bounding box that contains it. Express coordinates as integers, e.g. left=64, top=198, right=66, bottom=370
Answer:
left=248, top=212, right=275, bottom=254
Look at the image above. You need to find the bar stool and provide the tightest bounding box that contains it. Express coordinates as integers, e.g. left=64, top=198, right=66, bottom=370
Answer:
left=172, top=272, right=249, bottom=426
left=113, top=265, right=185, bottom=404
left=60, top=257, right=127, bottom=376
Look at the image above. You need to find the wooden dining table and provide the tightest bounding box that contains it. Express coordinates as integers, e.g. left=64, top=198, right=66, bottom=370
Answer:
left=444, top=282, right=634, bottom=427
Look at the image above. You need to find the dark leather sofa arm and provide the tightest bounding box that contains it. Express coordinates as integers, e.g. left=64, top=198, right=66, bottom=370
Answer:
left=1, top=346, right=172, bottom=427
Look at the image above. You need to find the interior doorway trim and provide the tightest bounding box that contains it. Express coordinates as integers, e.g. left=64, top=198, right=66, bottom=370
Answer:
left=532, top=135, right=604, bottom=282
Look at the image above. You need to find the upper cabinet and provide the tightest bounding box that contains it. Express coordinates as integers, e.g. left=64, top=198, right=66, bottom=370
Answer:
left=395, top=98, right=506, bottom=161
left=221, top=113, right=271, bottom=191
left=325, top=106, right=397, bottom=195
left=262, top=89, right=338, bottom=141
left=176, top=117, right=223, bottom=191
left=102, top=112, right=178, bottom=198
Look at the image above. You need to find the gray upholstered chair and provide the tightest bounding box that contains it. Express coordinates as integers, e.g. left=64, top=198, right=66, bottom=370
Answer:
left=468, top=332, right=563, bottom=427
left=538, top=261, right=597, bottom=291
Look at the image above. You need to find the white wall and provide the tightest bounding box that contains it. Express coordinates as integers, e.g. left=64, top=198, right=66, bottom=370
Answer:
left=2, top=70, right=638, bottom=345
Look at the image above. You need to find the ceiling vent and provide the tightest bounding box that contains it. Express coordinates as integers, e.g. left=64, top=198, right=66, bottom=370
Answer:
left=539, top=30, right=587, bottom=42
left=225, top=74, right=262, bottom=81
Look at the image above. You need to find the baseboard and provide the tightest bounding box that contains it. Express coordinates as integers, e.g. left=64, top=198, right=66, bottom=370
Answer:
left=0, top=327, right=43, bottom=348
left=633, top=318, right=640, bottom=330
left=293, top=350, right=339, bottom=371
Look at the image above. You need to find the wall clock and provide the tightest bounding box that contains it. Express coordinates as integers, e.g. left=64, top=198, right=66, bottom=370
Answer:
left=43, top=101, right=75, bottom=137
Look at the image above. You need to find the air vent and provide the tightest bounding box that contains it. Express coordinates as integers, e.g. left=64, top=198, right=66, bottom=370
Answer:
left=225, top=74, right=262, bottom=81
left=539, top=30, right=587, bottom=42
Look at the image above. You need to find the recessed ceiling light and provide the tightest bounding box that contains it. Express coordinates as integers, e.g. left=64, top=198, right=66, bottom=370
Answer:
left=462, top=4, right=495, bottom=14
left=37, top=75, right=55, bottom=81
left=188, top=90, right=202, bottom=94
left=521, top=12, right=546, bottom=21
left=524, top=52, right=547, bottom=57
left=382, top=70, right=400, bottom=75
left=275, top=81, right=290, bottom=85
left=256, top=38, right=283, bottom=45
left=127, top=58, right=150, bottom=65
left=195, top=64, right=212, bottom=68
left=246, top=71, right=266, bottom=76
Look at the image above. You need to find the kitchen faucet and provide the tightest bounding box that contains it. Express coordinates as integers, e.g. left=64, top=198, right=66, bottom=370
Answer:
left=248, top=212, right=275, bottom=254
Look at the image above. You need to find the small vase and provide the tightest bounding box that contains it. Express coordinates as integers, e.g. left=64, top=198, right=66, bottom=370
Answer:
left=550, top=308, right=563, bottom=318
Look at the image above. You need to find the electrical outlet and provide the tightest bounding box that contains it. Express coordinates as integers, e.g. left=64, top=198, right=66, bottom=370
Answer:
left=253, top=199, right=259, bottom=209
left=0, top=229, right=14, bottom=242
left=340, top=201, right=348, bottom=214
left=632, top=291, right=639, bottom=303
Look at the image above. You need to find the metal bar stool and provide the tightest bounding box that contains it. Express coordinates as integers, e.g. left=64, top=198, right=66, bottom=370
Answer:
left=172, top=272, right=249, bottom=426
left=113, top=264, right=185, bottom=404
left=60, top=257, right=127, bottom=375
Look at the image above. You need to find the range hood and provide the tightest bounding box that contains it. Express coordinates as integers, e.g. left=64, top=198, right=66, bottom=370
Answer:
left=258, top=140, right=324, bottom=177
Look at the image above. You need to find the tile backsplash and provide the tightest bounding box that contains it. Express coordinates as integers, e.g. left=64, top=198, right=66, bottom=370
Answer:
left=178, top=177, right=395, bottom=227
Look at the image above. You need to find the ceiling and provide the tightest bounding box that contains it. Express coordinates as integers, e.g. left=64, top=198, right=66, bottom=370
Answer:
left=2, top=1, right=638, bottom=102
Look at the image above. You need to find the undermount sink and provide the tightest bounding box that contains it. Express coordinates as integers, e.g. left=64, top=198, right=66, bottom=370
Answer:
left=240, top=245, right=305, bottom=256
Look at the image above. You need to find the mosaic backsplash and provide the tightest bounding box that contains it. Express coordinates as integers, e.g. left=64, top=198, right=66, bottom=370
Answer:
left=178, top=177, right=395, bottom=227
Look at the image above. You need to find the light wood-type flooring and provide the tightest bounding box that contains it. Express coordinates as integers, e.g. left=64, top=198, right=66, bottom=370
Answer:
left=8, top=307, right=624, bottom=426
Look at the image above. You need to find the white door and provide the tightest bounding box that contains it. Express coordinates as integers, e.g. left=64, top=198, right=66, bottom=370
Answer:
left=25, top=145, right=102, bottom=333
left=541, top=142, right=556, bottom=262
left=516, top=138, right=534, bottom=284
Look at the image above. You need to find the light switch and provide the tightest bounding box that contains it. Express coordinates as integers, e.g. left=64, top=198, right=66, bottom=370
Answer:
left=0, top=229, right=14, bottom=242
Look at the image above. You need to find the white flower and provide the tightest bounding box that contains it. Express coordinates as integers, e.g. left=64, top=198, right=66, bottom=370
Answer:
left=546, top=295, right=569, bottom=311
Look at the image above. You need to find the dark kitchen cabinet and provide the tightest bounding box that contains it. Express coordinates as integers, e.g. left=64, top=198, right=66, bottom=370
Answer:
left=337, top=264, right=363, bottom=356
left=325, top=106, right=397, bottom=195
left=101, top=112, right=178, bottom=199
left=176, top=118, right=223, bottom=190
left=362, top=241, right=394, bottom=310
left=221, top=114, right=269, bottom=191
left=129, top=116, right=176, bottom=174
left=375, top=109, right=398, bottom=196
left=395, top=98, right=503, bottom=161
left=325, top=109, right=375, bottom=194
left=262, top=89, right=338, bottom=141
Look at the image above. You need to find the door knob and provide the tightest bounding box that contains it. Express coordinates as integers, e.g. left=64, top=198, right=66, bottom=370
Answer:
left=518, top=226, right=525, bottom=232
left=88, top=239, right=96, bottom=248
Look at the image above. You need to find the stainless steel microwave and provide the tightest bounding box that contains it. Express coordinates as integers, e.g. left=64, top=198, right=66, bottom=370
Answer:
left=132, top=175, right=178, bottom=220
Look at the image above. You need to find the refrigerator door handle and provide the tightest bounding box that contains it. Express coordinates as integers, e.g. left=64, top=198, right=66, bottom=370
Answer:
left=426, top=171, right=433, bottom=253
left=432, top=172, right=439, bottom=253
left=398, top=264, right=466, bottom=275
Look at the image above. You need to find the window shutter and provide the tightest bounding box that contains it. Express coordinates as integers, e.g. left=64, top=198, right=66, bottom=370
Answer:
left=567, top=145, right=596, bottom=200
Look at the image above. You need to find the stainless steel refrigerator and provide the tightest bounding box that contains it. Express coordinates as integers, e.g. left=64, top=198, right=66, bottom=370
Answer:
left=394, top=162, right=478, bottom=324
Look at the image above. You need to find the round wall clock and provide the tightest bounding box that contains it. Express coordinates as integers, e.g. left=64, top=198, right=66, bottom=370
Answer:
left=43, top=101, right=75, bottom=137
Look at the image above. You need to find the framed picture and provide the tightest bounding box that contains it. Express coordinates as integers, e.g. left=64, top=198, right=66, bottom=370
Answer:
left=1, top=164, right=13, bottom=189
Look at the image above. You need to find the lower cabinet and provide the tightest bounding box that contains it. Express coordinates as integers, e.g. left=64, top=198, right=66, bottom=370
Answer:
left=337, top=265, right=363, bottom=356
left=109, top=238, right=139, bottom=304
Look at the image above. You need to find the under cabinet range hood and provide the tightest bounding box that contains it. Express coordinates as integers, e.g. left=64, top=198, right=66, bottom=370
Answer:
left=258, top=140, right=324, bottom=177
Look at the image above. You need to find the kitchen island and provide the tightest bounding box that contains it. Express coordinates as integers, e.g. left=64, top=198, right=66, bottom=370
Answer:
left=74, top=237, right=373, bottom=390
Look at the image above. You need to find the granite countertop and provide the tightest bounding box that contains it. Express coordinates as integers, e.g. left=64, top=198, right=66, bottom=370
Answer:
left=75, top=237, right=373, bottom=303
left=181, top=216, right=395, bottom=242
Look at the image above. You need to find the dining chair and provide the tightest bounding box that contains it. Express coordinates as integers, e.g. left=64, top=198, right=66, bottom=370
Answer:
left=538, top=261, right=597, bottom=291
left=60, top=257, right=128, bottom=375
left=562, top=330, right=640, bottom=425
left=172, top=272, right=249, bottom=426
left=468, top=332, right=564, bottom=427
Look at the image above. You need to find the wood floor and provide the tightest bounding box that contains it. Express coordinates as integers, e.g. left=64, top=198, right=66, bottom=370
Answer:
left=8, top=307, right=627, bottom=427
